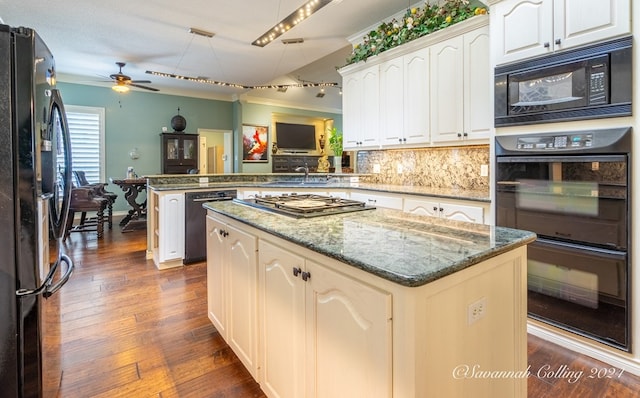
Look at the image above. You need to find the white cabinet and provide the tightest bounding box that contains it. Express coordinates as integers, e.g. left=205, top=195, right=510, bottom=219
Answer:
left=150, top=191, right=185, bottom=269
left=492, top=0, right=630, bottom=65
left=379, top=58, right=405, bottom=146
left=430, top=26, right=490, bottom=143
left=381, top=48, right=431, bottom=147
left=259, top=239, right=392, bottom=398
left=205, top=214, right=259, bottom=379
left=259, top=240, right=306, bottom=398
left=342, top=65, right=380, bottom=150
left=305, top=259, right=392, bottom=398
left=402, top=47, right=431, bottom=145
left=349, top=190, right=403, bottom=210
left=404, top=197, right=486, bottom=224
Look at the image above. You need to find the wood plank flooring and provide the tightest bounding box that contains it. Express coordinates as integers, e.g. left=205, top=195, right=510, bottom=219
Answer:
left=52, top=221, right=640, bottom=397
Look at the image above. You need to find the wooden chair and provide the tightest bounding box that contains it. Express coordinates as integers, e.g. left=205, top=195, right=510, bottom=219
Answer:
left=73, top=170, right=117, bottom=229
left=65, top=187, right=108, bottom=240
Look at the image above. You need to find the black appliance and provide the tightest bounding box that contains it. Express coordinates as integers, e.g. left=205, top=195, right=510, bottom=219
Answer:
left=495, top=127, right=631, bottom=351
left=0, top=25, right=75, bottom=397
left=184, top=189, right=236, bottom=264
left=494, top=36, right=632, bottom=127
left=237, top=193, right=375, bottom=218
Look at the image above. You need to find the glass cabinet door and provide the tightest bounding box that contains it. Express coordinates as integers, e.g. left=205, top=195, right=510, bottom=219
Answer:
left=166, top=138, right=179, bottom=160
left=183, top=137, right=196, bottom=160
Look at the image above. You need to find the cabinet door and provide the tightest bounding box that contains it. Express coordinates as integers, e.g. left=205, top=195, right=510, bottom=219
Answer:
left=182, top=136, right=197, bottom=161
left=206, top=215, right=227, bottom=337
left=403, top=47, right=430, bottom=145
left=259, top=240, right=306, bottom=398
left=226, top=222, right=259, bottom=378
left=430, top=36, right=464, bottom=143
left=440, top=202, right=484, bottom=224
left=492, top=0, right=553, bottom=64
left=305, top=260, right=392, bottom=398
left=379, top=58, right=404, bottom=146
left=360, top=65, right=381, bottom=148
left=556, top=0, right=630, bottom=51
left=349, top=191, right=403, bottom=210
left=403, top=197, right=440, bottom=217
left=463, top=26, right=491, bottom=141
left=158, top=193, right=185, bottom=261
left=342, top=71, right=362, bottom=150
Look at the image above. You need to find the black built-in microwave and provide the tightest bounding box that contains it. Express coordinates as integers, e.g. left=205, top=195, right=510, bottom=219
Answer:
left=495, top=36, right=632, bottom=127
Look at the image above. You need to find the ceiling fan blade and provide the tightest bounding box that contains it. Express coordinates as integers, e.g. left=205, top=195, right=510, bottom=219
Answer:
left=130, top=83, right=159, bottom=92
left=130, top=80, right=152, bottom=84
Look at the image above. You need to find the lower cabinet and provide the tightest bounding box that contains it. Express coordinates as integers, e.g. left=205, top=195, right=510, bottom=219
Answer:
left=205, top=214, right=259, bottom=379
left=259, top=239, right=392, bottom=398
left=150, top=191, right=186, bottom=269
left=403, top=196, right=486, bottom=224
left=349, top=190, right=403, bottom=210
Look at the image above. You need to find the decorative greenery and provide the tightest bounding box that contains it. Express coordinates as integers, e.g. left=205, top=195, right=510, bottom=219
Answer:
left=328, top=127, right=343, bottom=157
left=344, top=0, right=487, bottom=66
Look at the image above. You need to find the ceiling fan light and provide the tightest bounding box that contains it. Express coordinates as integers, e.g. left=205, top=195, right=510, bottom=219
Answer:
left=112, top=84, right=130, bottom=93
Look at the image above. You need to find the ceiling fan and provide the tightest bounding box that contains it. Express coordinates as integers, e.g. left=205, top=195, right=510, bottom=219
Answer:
left=108, top=62, right=159, bottom=92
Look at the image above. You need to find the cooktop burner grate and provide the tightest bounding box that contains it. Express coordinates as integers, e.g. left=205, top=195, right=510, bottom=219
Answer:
left=236, top=193, right=375, bottom=218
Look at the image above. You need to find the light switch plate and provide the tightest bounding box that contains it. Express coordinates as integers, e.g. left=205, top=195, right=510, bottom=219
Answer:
left=373, top=164, right=381, bottom=173
left=480, top=164, right=489, bottom=177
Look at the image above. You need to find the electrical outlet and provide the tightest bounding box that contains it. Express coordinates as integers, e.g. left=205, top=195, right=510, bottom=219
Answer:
left=480, top=164, right=489, bottom=177
left=397, top=163, right=403, bottom=174
left=373, top=164, right=381, bottom=174
left=467, top=297, right=487, bottom=325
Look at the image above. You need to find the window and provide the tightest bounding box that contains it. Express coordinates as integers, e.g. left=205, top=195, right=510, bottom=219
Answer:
left=60, top=105, right=105, bottom=184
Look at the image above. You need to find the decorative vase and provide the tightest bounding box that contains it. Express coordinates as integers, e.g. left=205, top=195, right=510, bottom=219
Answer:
left=271, top=142, right=278, bottom=155
left=334, top=156, right=342, bottom=174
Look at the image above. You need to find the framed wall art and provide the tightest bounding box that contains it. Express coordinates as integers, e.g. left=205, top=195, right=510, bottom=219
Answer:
left=242, top=124, right=269, bottom=162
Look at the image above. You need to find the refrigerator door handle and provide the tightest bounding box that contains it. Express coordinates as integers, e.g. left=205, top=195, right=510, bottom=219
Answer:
left=15, top=251, right=74, bottom=298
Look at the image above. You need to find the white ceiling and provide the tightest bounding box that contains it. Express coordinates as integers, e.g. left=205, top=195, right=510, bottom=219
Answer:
left=1, top=0, right=417, bottom=112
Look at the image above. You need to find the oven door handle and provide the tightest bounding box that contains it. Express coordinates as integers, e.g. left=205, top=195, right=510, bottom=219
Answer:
left=497, top=155, right=627, bottom=163
left=534, top=237, right=626, bottom=258
left=191, top=196, right=234, bottom=202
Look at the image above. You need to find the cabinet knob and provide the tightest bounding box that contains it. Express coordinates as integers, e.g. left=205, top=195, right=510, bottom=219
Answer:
left=398, top=138, right=402, bottom=143
left=293, top=267, right=302, bottom=277
left=463, top=132, right=468, bottom=137
left=433, top=206, right=438, bottom=211
left=439, top=207, right=444, bottom=212
left=555, top=38, right=562, bottom=45
left=301, top=271, right=311, bottom=281
left=403, top=138, right=407, bottom=142
left=543, top=42, right=550, bottom=48
left=457, top=133, right=462, bottom=138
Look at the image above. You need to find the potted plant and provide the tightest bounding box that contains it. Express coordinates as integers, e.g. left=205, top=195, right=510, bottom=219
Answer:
left=328, top=127, right=343, bottom=173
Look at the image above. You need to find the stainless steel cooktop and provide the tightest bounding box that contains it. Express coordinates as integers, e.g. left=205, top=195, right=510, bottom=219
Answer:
left=235, top=193, right=375, bottom=218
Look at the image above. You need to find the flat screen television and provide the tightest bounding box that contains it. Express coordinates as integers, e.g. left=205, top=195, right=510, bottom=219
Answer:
left=275, top=122, right=317, bottom=151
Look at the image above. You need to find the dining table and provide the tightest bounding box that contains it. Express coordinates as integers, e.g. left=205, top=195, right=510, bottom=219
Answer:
left=110, top=177, right=147, bottom=232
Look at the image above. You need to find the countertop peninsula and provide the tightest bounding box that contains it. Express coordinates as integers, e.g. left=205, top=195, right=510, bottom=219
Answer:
left=203, top=200, right=535, bottom=287
left=146, top=173, right=490, bottom=203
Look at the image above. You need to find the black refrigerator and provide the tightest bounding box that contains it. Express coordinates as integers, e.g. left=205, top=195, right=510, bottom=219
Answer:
left=0, top=25, right=74, bottom=398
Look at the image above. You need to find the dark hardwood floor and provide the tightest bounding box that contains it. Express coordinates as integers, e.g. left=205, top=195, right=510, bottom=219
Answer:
left=51, top=220, right=640, bottom=397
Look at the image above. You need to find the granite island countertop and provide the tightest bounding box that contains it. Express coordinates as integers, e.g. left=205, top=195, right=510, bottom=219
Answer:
left=203, top=200, right=535, bottom=287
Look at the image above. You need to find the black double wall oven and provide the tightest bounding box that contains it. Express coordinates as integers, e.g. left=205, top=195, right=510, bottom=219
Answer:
left=495, top=127, right=631, bottom=351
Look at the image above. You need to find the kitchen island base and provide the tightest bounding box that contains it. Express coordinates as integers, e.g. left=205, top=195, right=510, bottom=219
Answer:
left=206, top=210, right=528, bottom=398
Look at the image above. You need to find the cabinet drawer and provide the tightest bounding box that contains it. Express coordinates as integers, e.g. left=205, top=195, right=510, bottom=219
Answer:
left=350, top=191, right=403, bottom=210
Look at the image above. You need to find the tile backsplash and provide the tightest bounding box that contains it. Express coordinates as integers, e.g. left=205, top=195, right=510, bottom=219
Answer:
left=355, top=145, right=490, bottom=190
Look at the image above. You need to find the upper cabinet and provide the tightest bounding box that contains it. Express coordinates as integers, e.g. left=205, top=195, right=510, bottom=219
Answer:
left=342, top=65, right=380, bottom=150
left=339, top=15, right=489, bottom=150
left=492, top=0, right=630, bottom=65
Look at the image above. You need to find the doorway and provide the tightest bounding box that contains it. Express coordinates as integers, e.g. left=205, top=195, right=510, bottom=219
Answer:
left=198, top=129, right=233, bottom=174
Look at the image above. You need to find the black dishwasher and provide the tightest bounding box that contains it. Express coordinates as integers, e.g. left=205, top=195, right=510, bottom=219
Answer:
left=184, top=189, right=236, bottom=264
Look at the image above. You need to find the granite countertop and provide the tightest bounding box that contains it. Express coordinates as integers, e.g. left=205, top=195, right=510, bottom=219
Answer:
left=146, top=175, right=490, bottom=203
left=203, top=201, right=535, bottom=287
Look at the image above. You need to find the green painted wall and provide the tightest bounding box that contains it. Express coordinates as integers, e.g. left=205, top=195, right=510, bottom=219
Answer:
left=57, top=82, right=342, bottom=211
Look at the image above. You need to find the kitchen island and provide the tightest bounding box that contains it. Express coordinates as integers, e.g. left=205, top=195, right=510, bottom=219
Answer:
left=203, top=199, right=535, bottom=398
